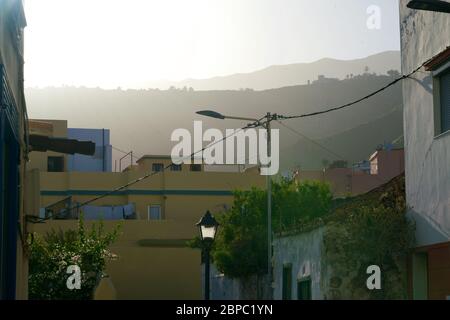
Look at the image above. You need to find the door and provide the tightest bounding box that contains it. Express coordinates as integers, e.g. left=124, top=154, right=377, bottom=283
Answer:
left=282, top=264, right=292, bottom=300
left=427, top=244, right=450, bottom=300
left=297, top=277, right=312, bottom=300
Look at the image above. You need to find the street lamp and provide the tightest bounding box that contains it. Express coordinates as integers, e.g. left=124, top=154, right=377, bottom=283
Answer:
left=197, top=110, right=261, bottom=123
left=196, top=110, right=275, bottom=299
left=196, top=210, right=219, bottom=300
left=407, top=0, right=450, bottom=13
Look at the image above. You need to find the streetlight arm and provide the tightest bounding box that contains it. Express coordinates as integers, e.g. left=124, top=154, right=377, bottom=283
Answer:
left=196, top=110, right=260, bottom=123
left=222, top=115, right=260, bottom=122
left=407, top=0, right=450, bottom=13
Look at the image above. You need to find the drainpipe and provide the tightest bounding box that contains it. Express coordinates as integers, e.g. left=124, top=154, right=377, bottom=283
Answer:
left=102, top=128, right=105, bottom=172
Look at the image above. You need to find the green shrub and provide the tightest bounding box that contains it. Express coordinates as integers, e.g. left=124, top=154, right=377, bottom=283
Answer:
left=28, top=216, right=121, bottom=300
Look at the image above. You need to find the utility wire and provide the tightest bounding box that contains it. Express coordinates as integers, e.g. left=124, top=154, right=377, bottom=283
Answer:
left=278, top=58, right=432, bottom=120
left=31, top=117, right=266, bottom=223
left=111, top=145, right=131, bottom=155
left=276, top=120, right=345, bottom=160
left=28, top=53, right=440, bottom=223
left=111, top=145, right=145, bottom=160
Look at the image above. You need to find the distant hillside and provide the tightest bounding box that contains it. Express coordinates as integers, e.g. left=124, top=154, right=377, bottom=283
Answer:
left=26, top=71, right=403, bottom=172
left=280, top=104, right=404, bottom=170
left=143, top=51, right=400, bottom=91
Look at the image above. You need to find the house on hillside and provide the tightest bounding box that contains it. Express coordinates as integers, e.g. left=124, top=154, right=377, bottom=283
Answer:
left=295, top=146, right=404, bottom=197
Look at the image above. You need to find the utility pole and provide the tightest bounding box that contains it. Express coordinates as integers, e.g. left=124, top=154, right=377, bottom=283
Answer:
left=196, top=109, right=277, bottom=299
left=265, top=112, right=273, bottom=299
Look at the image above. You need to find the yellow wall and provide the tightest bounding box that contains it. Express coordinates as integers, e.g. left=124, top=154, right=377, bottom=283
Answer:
left=32, top=220, right=202, bottom=300
left=37, top=170, right=265, bottom=222
left=30, top=169, right=265, bottom=299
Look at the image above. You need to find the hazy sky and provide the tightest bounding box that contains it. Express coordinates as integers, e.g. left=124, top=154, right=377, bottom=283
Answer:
left=24, top=0, right=400, bottom=89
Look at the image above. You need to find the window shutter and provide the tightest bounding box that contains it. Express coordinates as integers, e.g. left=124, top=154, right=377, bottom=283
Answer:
left=440, top=71, right=450, bottom=133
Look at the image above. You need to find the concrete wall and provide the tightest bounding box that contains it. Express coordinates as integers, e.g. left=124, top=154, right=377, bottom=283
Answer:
left=68, top=128, right=112, bottom=172
left=273, top=228, right=325, bottom=300
left=399, top=1, right=450, bottom=246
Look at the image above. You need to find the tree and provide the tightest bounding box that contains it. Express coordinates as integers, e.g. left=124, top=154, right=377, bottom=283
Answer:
left=28, top=216, right=121, bottom=300
left=211, top=179, right=332, bottom=278
left=387, top=69, right=400, bottom=78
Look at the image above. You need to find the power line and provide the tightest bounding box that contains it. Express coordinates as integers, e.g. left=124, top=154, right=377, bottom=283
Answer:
left=28, top=53, right=441, bottom=223
left=278, top=58, right=432, bottom=120
left=111, top=145, right=131, bottom=155
left=276, top=120, right=345, bottom=161
left=31, top=117, right=266, bottom=223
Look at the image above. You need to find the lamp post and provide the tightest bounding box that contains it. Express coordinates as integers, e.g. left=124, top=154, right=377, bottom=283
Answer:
left=407, top=0, right=450, bottom=13
left=196, top=110, right=275, bottom=298
left=196, top=210, right=219, bottom=300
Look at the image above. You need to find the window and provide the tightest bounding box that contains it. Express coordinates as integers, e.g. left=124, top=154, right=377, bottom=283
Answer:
left=48, top=156, right=64, bottom=172
left=282, top=264, right=292, bottom=300
left=148, top=205, right=161, bottom=220
left=297, top=278, right=312, bottom=300
left=439, top=70, right=450, bottom=133
left=170, top=164, right=182, bottom=171
left=370, top=158, right=378, bottom=175
left=190, top=164, right=201, bottom=172
left=432, top=58, right=450, bottom=136
left=152, top=163, right=164, bottom=172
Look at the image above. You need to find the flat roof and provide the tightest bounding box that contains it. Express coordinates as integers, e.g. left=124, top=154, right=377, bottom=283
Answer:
left=137, top=155, right=203, bottom=163
left=137, top=155, right=171, bottom=162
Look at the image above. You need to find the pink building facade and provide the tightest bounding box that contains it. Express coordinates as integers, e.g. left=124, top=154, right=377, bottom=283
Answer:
left=296, top=149, right=404, bottom=197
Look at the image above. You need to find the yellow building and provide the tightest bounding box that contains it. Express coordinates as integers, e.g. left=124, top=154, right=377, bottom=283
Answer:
left=0, top=0, right=28, bottom=300
left=27, top=119, right=265, bottom=299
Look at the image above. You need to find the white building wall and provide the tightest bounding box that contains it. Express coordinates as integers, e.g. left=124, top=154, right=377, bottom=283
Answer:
left=273, top=228, right=324, bottom=300
left=399, top=1, right=450, bottom=246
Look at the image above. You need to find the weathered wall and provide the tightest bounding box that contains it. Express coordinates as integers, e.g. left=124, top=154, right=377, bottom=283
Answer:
left=399, top=1, right=450, bottom=246
left=209, top=264, right=270, bottom=300
left=273, top=228, right=325, bottom=300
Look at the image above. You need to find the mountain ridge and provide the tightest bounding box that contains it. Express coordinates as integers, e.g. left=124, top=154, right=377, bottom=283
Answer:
left=140, top=51, right=400, bottom=91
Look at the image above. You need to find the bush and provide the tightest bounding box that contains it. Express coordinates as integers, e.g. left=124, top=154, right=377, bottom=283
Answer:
left=28, top=216, right=121, bottom=300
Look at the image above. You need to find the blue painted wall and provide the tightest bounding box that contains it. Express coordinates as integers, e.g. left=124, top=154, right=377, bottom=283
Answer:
left=67, top=128, right=112, bottom=172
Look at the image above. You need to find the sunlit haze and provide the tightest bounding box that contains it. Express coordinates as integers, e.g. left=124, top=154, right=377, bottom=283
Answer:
left=24, top=0, right=400, bottom=89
